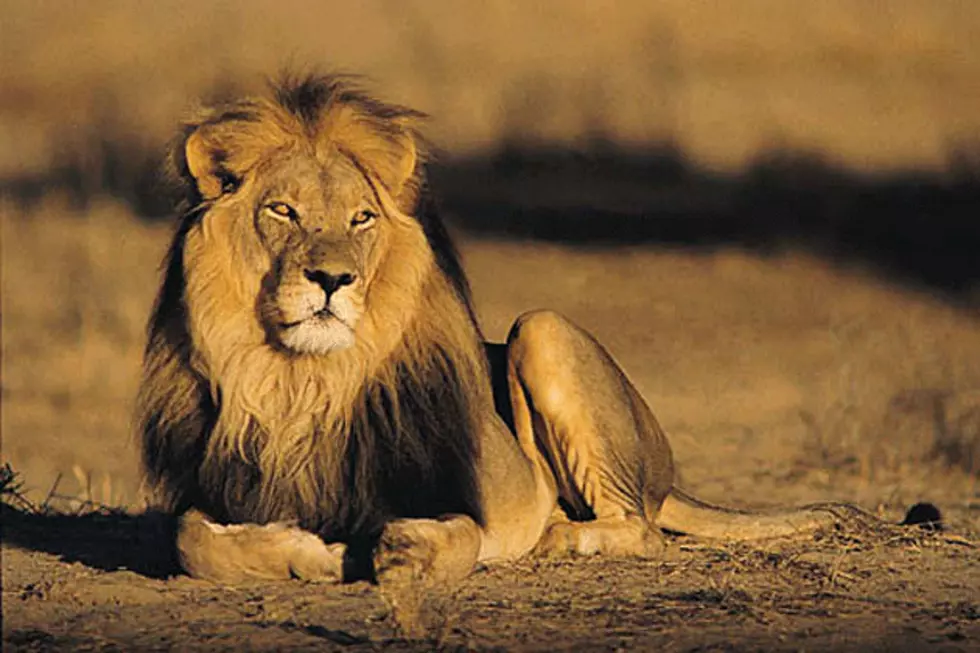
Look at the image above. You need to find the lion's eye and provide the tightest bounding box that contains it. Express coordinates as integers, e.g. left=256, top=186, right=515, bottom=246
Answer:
left=351, top=209, right=377, bottom=228
left=265, top=202, right=297, bottom=221
left=219, top=173, right=240, bottom=195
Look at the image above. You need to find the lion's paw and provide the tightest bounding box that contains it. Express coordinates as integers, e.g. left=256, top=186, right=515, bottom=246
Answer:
left=372, top=517, right=480, bottom=639
left=373, top=521, right=442, bottom=638
left=373, top=520, right=439, bottom=586
left=282, top=529, right=346, bottom=581
left=178, top=513, right=345, bottom=583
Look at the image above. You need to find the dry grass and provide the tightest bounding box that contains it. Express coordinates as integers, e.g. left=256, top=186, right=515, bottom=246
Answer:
left=1, top=197, right=168, bottom=506
left=2, top=0, right=979, bottom=182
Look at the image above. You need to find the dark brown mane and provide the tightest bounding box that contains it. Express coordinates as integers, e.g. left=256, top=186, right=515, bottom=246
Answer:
left=272, top=73, right=423, bottom=131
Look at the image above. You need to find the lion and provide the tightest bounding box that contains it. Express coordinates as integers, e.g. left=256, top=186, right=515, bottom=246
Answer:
left=138, top=74, right=930, bottom=599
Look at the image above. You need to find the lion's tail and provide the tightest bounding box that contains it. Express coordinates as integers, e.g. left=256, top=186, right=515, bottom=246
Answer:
left=653, top=487, right=879, bottom=540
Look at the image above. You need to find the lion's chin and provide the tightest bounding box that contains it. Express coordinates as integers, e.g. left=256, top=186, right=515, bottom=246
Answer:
left=278, top=317, right=356, bottom=355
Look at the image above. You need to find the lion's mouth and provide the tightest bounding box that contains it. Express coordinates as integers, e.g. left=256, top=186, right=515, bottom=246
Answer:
left=273, top=290, right=361, bottom=354
left=281, top=306, right=349, bottom=330
left=276, top=305, right=357, bottom=355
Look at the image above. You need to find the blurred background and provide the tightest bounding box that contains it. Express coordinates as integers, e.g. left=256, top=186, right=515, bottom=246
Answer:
left=2, top=1, right=978, bottom=515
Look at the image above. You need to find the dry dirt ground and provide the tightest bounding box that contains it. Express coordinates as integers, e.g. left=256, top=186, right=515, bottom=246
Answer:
left=3, top=204, right=980, bottom=651
left=2, top=512, right=977, bottom=652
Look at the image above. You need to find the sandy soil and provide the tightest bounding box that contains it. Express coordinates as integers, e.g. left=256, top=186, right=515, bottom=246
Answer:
left=3, top=206, right=980, bottom=650
left=2, top=512, right=977, bottom=652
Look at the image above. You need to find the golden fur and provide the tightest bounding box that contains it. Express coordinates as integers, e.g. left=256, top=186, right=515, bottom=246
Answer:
left=138, top=76, right=926, bottom=618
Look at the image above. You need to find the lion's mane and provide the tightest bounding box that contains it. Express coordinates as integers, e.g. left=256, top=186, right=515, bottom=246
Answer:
left=138, top=75, right=488, bottom=542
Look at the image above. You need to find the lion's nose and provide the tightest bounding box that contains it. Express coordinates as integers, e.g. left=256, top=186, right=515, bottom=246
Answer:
left=303, top=269, right=356, bottom=297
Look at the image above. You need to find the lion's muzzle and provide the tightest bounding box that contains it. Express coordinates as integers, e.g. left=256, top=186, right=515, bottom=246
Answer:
left=272, top=254, right=363, bottom=355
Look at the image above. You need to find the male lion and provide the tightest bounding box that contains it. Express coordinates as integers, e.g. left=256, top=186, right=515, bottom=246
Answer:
left=138, top=75, right=906, bottom=593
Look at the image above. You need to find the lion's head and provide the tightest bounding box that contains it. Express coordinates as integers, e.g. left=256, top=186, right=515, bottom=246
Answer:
left=174, top=76, right=459, bottom=360
left=139, top=75, right=486, bottom=537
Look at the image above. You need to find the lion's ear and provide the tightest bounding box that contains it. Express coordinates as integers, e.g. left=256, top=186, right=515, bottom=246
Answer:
left=355, top=126, right=419, bottom=204
left=387, top=128, right=426, bottom=213
left=181, top=127, right=231, bottom=201
left=335, top=111, right=421, bottom=210
left=384, top=127, right=418, bottom=198
left=183, top=130, right=220, bottom=199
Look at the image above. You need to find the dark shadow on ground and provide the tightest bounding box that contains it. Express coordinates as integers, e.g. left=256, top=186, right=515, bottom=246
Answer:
left=2, top=135, right=978, bottom=300
left=432, top=140, right=980, bottom=301
left=0, top=504, right=180, bottom=579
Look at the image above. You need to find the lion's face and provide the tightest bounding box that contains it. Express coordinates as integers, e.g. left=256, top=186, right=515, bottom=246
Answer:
left=251, top=153, right=384, bottom=355
left=177, top=87, right=432, bottom=360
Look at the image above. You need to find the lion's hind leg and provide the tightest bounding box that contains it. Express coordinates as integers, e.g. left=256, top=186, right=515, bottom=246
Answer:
left=535, top=514, right=666, bottom=558
left=505, top=310, right=674, bottom=559
left=177, top=510, right=345, bottom=583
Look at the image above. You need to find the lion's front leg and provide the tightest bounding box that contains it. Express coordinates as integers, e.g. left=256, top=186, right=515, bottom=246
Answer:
left=373, top=514, right=482, bottom=586
left=177, top=509, right=346, bottom=583
left=373, top=514, right=482, bottom=635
